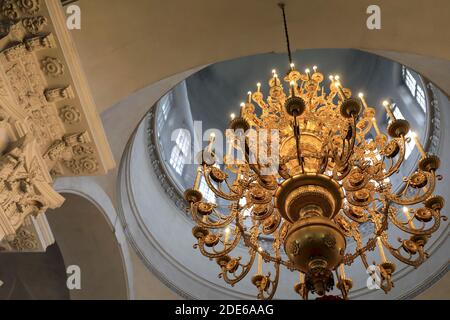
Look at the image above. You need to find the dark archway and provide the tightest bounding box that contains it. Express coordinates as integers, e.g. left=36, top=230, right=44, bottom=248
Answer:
left=47, top=193, right=129, bottom=299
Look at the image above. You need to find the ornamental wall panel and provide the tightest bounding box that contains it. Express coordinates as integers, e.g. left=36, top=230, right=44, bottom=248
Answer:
left=0, top=0, right=115, bottom=251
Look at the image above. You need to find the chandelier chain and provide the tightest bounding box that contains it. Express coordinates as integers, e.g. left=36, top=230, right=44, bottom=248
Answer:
left=278, top=2, right=293, bottom=65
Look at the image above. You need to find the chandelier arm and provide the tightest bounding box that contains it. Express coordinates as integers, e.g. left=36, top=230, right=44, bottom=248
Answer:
left=256, top=262, right=280, bottom=300
left=349, top=229, right=371, bottom=269
left=357, top=118, right=374, bottom=136
left=359, top=252, right=370, bottom=270
left=195, top=231, right=242, bottom=258
left=344, top=202, right=390, bottom=264
left=335, top=270, right=351, bottom=300
left=385, top=171, right=436, bottom=205
left=220, top=249, right=257, bottom=285
left=342, top=206, right=371, bottom=223
left=381, top=236, right=427, bottom=267
left=332, top=160, right=352, bottom=181
left=243, top=135, right=263, bottom=176
left=202, top=167, right=243, bottom=201
left=377, top=137, right=407, bottom=180
left=234, top=212, right=295, bottom=268
left=336, top=117, right=357, bottom=167
left=191, top=203, right=238, bottom=229
left=388, top=205, right=444, bottom=236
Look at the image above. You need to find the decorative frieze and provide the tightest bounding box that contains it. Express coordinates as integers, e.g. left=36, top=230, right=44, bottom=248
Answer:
left=64, top=155, right=99, bottom=175
left=0, top=0, right=115, bottom=251
left=3, top=42, right=27, bottom=61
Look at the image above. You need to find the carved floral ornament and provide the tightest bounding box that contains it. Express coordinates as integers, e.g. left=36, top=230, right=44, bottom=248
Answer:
left=8, top=226, right=38, bottom=251
left=41, top=56, right=64, bottom=77
left=59, top=105, right=81, bottom=124
left=21, top=15, right=47, bottom=34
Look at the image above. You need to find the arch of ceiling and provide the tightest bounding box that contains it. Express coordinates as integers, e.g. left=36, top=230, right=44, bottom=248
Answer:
left=50, top=178, right=134, bottom=299
left=70, top=0, right=450, bottom=113
left=115, top=93, right=449, bottom=299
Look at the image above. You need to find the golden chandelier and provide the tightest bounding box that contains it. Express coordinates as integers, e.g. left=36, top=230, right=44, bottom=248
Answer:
left=183, top=3, right=446, bottom=300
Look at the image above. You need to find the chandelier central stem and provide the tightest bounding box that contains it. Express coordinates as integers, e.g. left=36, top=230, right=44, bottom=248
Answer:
left=293, top=114, right=304, bottom=173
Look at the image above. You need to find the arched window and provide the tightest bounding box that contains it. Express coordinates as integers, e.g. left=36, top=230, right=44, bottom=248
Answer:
left=402, top=66, right=426, bottom=112
left=157, top=93, right=173, bottom=135
left=197, top=163, right=221, bottom=204
left=169, top=130, right=190, bottom=175
left=198, top=176, right=216, bottom=203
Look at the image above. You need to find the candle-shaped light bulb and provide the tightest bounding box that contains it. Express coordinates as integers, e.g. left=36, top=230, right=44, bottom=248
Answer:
left=313, top=65, right=317, bottom=73
left=290, top=80, right=296, bottom=96
left=329, top=75, right=334, bottom=81
left=403, top=206, right=416, bottom=229
left=257, top=247, right=263, bottom=274
left=372, top=117, right=381, bottom=135
left=359, top=92, right=369, bottom=110
left=290, top=63, right=295, bottom=71
left=207, top=132, right=215, bottom=153
left=334, top=80, right=346, bottom=99
left=272, top=70, right=279, bottom=85
left=340, top=263, right=346, bottom=280
left=299, top=272, right=304, bottom=284
left=411, top=131, right=427, bottom=159
left=377, top=236, right=387, bottom=263
left=256, top=82, right=261, bottom=92
left=230, top=113, right=236, bottom=120
left=383, top=100, right=396, bottom=122
left=240, top=102, right=245, bottom=117
left=305, top=68, right=310, bottom=79
left=193, top=166, right=202, bottom=190
left=224, top=227, right=230, bottom=244
left=247, top=91, right=252, bottom=103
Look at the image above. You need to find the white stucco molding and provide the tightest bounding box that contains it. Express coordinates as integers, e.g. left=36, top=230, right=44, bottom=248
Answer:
left=45, top=0, right=115, bottom=173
